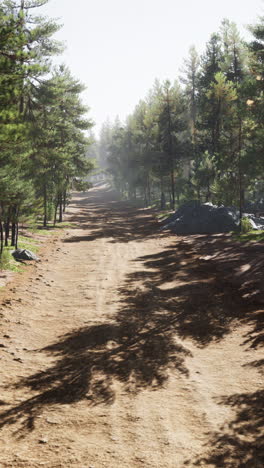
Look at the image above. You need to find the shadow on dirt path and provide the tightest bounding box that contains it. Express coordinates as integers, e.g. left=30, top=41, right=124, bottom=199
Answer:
left=187, top=388, right=264, bottom=467
left=64, top=187, right=162, bottom=244
left=0, top=187, right=263, bottom=466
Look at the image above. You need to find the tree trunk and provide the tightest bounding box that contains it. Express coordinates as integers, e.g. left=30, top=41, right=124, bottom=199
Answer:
left=11, top=205, right=19, bottom=247
left=4, top=217, right=10, bottom=247
left=160, top=192, right=166, bottom=210
left=15, top=222, right=19, bottom=249
left=238, top=119, right=243, bottom=231
left=147, top=174, right=151, bottom=205
left=63, top=190, right=67, bottom=212
left=206, top=181, right=211, bottom=202
left=59, top=194, right=63, bottom=222
left=170, top=168, right=175, bottom=210
left=54, top=198, right=59, bottom=226
left=43, top=183, right=47, bottom=227
left=11, top=222, right=16, bottom=247
left=0, top=220, right=3, bottom=257
left=144, top=187, right=148, bottom=207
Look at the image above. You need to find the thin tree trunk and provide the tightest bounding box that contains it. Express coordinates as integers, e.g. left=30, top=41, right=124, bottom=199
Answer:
left=0, top=220, right=3, bottom=257
left=147, top=174, right=151, bottom=205
left=15, top=222, right=19, bottom=249
left=170, top=169, right=175, bottom=210
left=63, top=190, right=67, bottom=212
left=238, top=119, right=243, bottom=231
left=54, top=199, right=59, bottom=226
left=160, top=176, right=166, bottom=210
left=4, top=218, right=10, bottom=247
left=206, top=181, right=211, bottom=202
left=11, top=205, right=19, bottom=247
left=11, top=222, right=16, bottom=246
left=4, top=207, right=11, bottom=246
left=160, top=192, right=166, bottom=210
left=43, top=182, right=47, bottom=227
left=166, top=88, right=176, bottom=211
left=59, top=194, right=63, bottom=222
left=144, top=187, right=148, bottom=207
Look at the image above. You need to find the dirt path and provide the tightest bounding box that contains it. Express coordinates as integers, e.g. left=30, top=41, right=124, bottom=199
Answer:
left=0, top=185, right=263, bottom=468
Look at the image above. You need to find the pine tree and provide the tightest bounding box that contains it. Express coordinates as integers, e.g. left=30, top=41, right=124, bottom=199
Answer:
left=180, top=46, right=200, bottom=150
left=0, top=0, right=62, bottom=246
left=29, top=66, right=93, bottom=225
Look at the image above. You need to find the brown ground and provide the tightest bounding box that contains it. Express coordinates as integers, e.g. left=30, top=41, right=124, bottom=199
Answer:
left=0, top=184, right=263, bottom=468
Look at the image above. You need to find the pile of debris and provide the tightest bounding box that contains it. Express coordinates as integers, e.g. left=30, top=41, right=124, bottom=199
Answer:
left=161, top=201, right=264, bottom=235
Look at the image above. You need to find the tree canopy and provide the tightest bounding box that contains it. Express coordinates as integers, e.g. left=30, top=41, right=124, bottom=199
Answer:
left=99, top=17, right=264, bottom=218
left=0, top=0, right=94, bottom=254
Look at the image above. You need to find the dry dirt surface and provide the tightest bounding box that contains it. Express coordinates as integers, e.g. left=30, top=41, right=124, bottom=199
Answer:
left=0, top=184, right=263, bottom=468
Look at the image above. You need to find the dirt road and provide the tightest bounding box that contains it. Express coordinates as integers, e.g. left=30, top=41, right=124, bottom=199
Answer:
left=0, top=185, right=263, bottom=467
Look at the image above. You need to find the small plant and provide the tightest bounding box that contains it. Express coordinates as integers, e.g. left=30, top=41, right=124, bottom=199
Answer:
left=241, top=217, right=253, bottom=234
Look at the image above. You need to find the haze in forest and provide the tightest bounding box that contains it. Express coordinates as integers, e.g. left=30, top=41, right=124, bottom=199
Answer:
left=41, top=0, right=263, bottom=134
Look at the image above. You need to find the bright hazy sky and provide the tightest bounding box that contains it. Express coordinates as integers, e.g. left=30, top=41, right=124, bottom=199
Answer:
left=41, top=0, right=263, bottom=135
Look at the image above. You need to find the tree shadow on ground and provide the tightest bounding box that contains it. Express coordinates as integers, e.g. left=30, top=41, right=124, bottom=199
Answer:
left=0, top=195, right=263, bottom=456
left=120, top=236, right=264, bottom=467
left=64, top=190, right=164, bottom=244
left=0, top=279, right=190, bottom=435
left=185, top=388, right=264, bottom=467
left=158, top=236, right=264, bottom=467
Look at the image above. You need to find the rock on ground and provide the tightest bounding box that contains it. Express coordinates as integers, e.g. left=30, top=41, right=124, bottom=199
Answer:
left=162, top=201, right=240, bottom=234
left=12, top=249, right=39, bottom=261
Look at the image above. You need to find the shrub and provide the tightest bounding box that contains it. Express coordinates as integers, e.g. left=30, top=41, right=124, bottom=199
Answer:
left=241, top=217, right=253, bottom=233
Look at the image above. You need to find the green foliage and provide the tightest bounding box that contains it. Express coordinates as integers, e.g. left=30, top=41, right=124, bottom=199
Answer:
left=0, top=235, right=39, bottom=272
left=0, top=249, right=16, bottom=272
left=73, top=179, right=92, bottom=192
left=0, top=0, right=94, bottom=255
left=99, top=15, right=264, bottom=221
left=191, top=152, right=216, bottom=201
left=233, top=230, right=264, bottom=242
left=241, top=217, right=253, bottom=233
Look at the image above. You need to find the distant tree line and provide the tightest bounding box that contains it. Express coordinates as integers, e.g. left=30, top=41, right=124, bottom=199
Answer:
left=0, top=0, right=93, bottom=255
left=99, top=18, right=263, bottom=218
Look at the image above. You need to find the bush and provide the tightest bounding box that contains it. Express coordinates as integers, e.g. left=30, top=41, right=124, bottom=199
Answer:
left=241, top=217, right=252, bottom=233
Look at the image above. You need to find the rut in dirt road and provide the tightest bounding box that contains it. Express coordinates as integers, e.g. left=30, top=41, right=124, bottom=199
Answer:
left=0, top=185, right=263, bottom=468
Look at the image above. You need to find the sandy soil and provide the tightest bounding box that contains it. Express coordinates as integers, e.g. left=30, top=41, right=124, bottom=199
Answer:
left=0, top=185, right=263, bottom=468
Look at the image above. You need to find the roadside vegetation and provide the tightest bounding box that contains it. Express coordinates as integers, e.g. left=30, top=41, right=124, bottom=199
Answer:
left=0, top=219, right=77, bottom=272
left=233, top=230, right=264, bottom=242
left=0, top=0, right=94, bottom=260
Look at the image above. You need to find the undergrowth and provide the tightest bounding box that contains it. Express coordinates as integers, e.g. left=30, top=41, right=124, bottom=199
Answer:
left=0, top=235, right=40, bottom=272
left=233, top=230, right=264, bottom=243
left=0, top=222, right=75, bottom=273
left=27, top=221, right=76, bottom=234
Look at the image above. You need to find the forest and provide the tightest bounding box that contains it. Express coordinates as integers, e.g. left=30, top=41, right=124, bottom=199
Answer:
left=98, top=18, right=263, bottom=220
left=0, top=0, right=94, bottom=255
left=0, top=1, right=263, bottom=257
left=0, top=2, right=263, bottom=465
